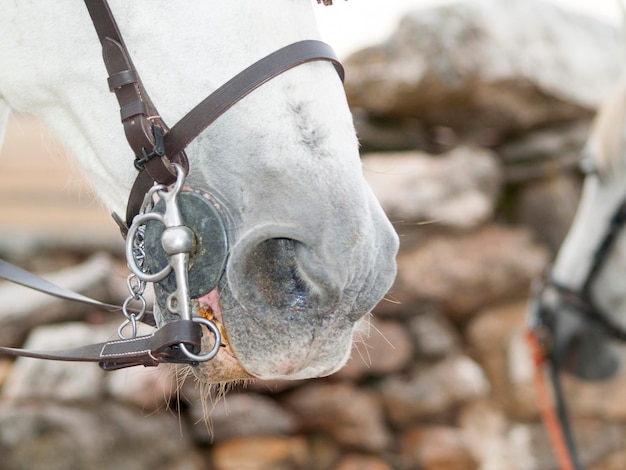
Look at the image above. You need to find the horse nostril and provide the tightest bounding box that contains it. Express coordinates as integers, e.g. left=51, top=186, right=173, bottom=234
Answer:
left=227, top=231, right=342, bottom=318
left=243, top=238, right=308, bottom=311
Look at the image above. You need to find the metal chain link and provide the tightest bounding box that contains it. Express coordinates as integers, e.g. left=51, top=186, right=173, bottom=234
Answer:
left=118, top=273, right=148, bottom=339
left=131, top=225, right=146, bottom=271
left=117, top=184, right=162, bottom=339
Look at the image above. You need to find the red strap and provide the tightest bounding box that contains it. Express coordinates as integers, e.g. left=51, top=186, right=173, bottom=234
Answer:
left=525, top=331, right=576, bottom=470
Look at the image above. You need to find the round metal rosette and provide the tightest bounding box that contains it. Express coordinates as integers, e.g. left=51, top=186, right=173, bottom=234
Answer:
left=142, top=189, right=229, bottom=298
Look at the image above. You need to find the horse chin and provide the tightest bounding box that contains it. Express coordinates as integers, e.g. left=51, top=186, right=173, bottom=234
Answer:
left=561, top=334, right=622, bottom=380
left=189, top=335, right=253, bottom=383
left=188, top=289, right=352, bottom=383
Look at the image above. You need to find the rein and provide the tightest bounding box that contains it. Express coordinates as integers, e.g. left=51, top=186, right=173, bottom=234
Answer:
left=527, top=278, right=582, bottom=470
left=527, top=194, right=626, bottom=470
left=0, top=0, right=345, bottom=371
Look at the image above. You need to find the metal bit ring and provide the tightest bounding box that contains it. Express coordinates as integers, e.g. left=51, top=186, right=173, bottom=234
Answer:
left=180, top=317, right=222, bottom=363
left=126, top=212, right=172, bottom=283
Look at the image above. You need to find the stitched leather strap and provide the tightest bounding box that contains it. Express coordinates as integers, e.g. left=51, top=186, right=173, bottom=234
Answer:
left=0, top=320, right=201, bottom=370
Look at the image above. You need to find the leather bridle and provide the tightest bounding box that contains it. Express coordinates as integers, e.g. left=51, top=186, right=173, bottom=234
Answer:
left=527, top=189, right=626, bottom=470
left=533, top=194, right=626, bottom=345
left=0, top=0, right=345, bottom=370
left=83, top=0, right=344, bottom=232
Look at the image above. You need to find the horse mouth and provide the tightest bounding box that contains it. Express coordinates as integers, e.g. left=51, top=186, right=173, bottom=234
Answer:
left=189, top=290, right=253, bottom=383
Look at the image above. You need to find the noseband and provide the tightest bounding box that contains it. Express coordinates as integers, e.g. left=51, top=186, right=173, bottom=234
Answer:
left=84, top=0, right=344, bottom=231
left=0, top=0, right=345, bottom=370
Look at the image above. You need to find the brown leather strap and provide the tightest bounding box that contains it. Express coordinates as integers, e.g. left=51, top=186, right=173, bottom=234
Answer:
left=0, top=320, right=201, bottom=370
left=120, top=41, right=343, bottom=229
left=83, top=0, right=188, bottom=186
left=164, top=40, right=344, bottom=159
left=123, top=170, right=156, bottom=233
left=84, top=1, right=345, bottom=233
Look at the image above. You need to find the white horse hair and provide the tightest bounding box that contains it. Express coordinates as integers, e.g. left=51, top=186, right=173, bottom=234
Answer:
left=0, top=1, right=399, bottom=383
left=549, top=72, right=626, bottom=379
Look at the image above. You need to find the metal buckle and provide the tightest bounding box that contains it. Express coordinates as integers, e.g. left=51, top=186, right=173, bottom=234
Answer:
left=134, top=125, right=165, bottom=171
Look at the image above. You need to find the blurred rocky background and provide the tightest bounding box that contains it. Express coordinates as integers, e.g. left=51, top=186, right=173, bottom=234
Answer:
left=1, top=0, right=626, bottom=468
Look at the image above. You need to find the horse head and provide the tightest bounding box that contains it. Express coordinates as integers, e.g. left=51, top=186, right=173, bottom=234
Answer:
left=0, top=1, right=398, bottom=382
left=537, top=74, right=626, bottom=380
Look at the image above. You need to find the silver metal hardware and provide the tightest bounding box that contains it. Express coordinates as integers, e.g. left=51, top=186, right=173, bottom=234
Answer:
left=119, top=273, right=148, bottom=339
left=123, top=164, right=221, bottom=362
left=180, top=317, right=221, bottom=362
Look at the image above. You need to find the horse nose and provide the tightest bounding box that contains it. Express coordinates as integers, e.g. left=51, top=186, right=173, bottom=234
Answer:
left=552, top=308, right=621, bottom=380
left=226, top=225, right=344, bottom=318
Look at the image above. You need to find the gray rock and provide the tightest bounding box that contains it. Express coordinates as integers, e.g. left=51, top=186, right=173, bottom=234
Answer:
left=513, top=173, right=582, bottom=254
left=394, top=224, right=549, bottom=319
left=363, top=146, right=502, bottom=229
left=188, top=392, right=298, bottom=443
left=591, top=449, right=626, bottom=470
left=466, top=302, right=538, bottom=420
left=346, top=0, right=619, bottom=143
left=1, top=322, right=114, bottom=403
left=210, top=436, right=309, bottom=470
left=336, top=316, right=414, bottom=380
left=0, top=253, right=115, bottom=347
left=380, top=354, right=490, bottom=427
left=459, top=401, right=535, bottom=470
left=284, top=382, right=392, bottom=452
left=104, top=358, right=177, bottom=411
left=335, top=453, right=393, bottom=470
left=0, top=401, right=202, bottom=470
left=498, top=121, right=590, bottom=182
left=400, top=425, right=478, bottom=470
left=409, top=311, right=461, bottom=359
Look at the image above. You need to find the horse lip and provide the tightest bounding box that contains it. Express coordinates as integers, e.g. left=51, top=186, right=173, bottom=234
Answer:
left=191, top=290, right=254, bottom=382
left=196, top=290, right=233, bottom=355
left=190, top=337, right=254, bottom=382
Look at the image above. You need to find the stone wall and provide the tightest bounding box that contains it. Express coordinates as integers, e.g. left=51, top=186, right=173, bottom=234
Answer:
left=2, top=1, right=626, bottom=469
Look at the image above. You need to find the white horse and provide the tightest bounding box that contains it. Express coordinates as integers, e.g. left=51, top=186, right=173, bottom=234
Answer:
left=537, top=72, right=626, bottom=380
left=0, top=1, right=398, bottom=383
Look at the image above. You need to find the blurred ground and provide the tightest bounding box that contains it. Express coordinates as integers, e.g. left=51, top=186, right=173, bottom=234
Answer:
left=0, top=115, right=119, bottom=247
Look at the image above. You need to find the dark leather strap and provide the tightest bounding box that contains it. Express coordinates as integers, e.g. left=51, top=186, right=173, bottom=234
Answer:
left=164, top=40, right=344, bottom=159
left=84, top=0, right=344, bottom=230
left=0, top=320, right=201, bottom=370
left=0, top=258, right=155, bottom=326
left=125, top=40, right=344, bottom=229
left=83, top=0, right=188, bottom=186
